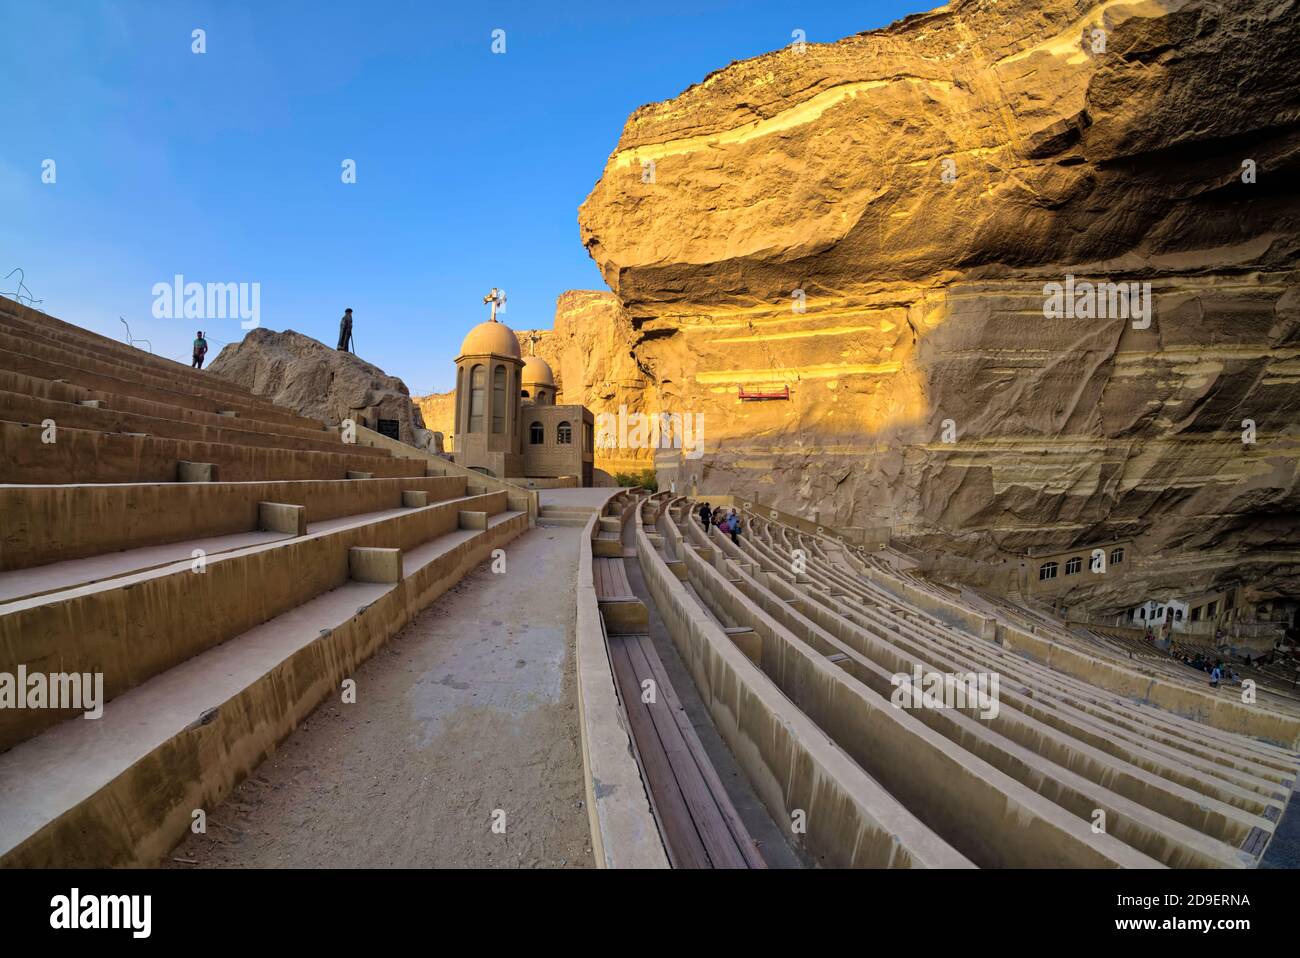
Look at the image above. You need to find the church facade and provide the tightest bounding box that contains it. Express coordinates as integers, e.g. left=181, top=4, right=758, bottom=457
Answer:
left=452, top=315, right=593, bottom=486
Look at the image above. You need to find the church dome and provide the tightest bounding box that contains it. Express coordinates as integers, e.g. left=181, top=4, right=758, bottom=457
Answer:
left=521, top=355, right=555, bottom=386
left=459, top=320, right=521, bottom=359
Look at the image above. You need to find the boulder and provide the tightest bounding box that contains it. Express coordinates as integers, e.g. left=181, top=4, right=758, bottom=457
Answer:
left=209, top=328, right=438, bottom=451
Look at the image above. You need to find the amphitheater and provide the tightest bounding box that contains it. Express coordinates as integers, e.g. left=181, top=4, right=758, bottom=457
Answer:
left=0, top=296, right=1297, bottom=870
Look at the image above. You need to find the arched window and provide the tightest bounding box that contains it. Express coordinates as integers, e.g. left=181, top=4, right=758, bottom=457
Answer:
left=469, top=364, right=485, bottom=432
left=457, top=366, right=465, bottom=433
left=1065, top=556, right=1082, bottom=575
left=492, top=365, right=506, bottom=434
left=1038, top=561, right=1057, bottom=581
left=521, top=389, right=530, bottom=399
left=557, top=421, right=572, bottom=444
left=530, top=421, right=544, bottom=445
left=1139, top=608, right=1147, bottom=620
left=1110, top=547, right=1124, bottom=565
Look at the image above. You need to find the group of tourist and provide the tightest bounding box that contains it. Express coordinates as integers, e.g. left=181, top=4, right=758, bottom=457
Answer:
left=1143, top=628, right=1241, bottom=689
left=697, top=502, right=743, bottom=544
left=1173, top=647, right=1239, bottom=688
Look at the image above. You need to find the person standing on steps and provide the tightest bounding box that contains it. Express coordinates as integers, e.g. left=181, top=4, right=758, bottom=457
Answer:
left=191, top=330, right=208, bottom=369
left=337, top=307, right=354, bottom=352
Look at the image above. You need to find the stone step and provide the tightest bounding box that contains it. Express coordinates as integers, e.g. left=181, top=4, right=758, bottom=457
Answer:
left=0, top=475, right=467, bottom=573
left=0, top=388, right=389, bottom=459
left=0, top=419, right=427, bottom=485
left=0, top=510, right=529, bottom=867
left=0, top=492, right=508, bottom=754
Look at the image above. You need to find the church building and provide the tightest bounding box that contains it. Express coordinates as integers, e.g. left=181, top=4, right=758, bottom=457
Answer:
left=452, top=311, right=593, bottom=487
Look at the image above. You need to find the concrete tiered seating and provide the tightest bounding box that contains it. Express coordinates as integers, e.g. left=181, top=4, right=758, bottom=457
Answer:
left=639, top=498, right=1300, bottom=868
left=0, top=303, right=530, bottom=866
left=582, top=489, right=765, bottom=868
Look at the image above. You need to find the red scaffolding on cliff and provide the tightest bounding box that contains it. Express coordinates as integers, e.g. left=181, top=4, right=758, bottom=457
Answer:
left=738, top=385, right=790, bottom=401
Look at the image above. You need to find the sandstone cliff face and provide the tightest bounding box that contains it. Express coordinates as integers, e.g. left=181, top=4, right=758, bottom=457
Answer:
left=414, top=390, right=456, bottom=449
left=210, top=328, right=436, bottom=449
left=576, top=0, right=1300, bottom=612
left=516, top=291, right=652, bottom=476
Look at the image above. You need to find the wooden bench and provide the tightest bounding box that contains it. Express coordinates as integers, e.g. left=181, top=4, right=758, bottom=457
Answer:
left=594, top=557, right=648, bottom=634
left=607, top=630, right=767, bottom=869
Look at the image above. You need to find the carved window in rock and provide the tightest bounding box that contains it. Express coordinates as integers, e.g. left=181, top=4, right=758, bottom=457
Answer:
left=530, top=421, right=544, bottom=445
left=492, top=365, right=506, bottom=434
left=469, top=364, right=485, bottom=433
left=1110, top=548, right=1124, bottom=565
left=1038, top=561, right=1058, bottom=581
left=1065, top=556, right=1082, bottom=576
left=557, top=421, right=572, bottom=445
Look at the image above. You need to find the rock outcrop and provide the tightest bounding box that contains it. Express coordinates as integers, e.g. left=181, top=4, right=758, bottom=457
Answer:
left=575, top=0, right=1300, bottom=612
left=210, top=328, right=437, bottom=450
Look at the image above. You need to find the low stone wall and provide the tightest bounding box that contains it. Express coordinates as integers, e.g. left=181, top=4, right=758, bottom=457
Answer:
left=573, top=496, right=668, bottom=868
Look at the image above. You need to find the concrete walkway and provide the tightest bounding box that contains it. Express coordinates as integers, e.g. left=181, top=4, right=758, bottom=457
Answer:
left=167, top=523, right=594, bottom=868
left=540, top=486, right=624, bottom=509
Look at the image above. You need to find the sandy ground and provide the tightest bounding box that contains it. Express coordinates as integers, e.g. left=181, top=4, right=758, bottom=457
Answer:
left=167, top=525, right=595, bottom=868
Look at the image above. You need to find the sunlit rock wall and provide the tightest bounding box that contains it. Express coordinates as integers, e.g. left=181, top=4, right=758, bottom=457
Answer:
left=574, top=0, right=1300, bottom=610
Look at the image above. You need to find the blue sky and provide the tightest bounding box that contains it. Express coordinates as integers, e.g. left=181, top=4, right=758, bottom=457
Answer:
left=1, top=0, right=928, bottom=394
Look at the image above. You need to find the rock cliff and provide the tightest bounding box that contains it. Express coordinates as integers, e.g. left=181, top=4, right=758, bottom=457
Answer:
left=575, top=0, right=1300, bottom=612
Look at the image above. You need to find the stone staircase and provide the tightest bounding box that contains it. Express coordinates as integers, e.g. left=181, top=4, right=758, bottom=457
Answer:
left=0, top=301, right=529, bottom=866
